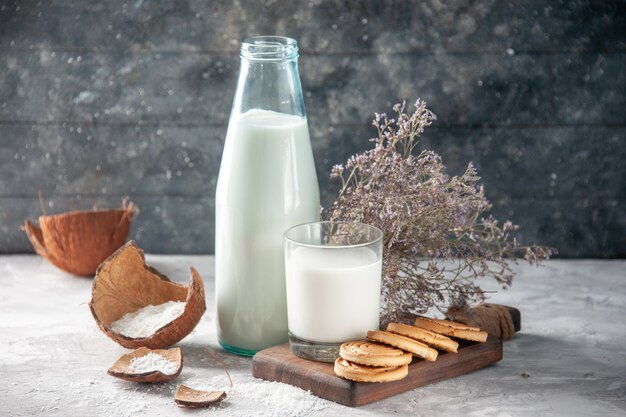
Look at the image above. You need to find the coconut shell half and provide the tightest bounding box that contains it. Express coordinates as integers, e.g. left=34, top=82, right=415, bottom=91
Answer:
left=24, top=202, right=138, bottom=276
left=108, top=347, right=183, bottom=383
left=89, top=241, right=206, bottom=349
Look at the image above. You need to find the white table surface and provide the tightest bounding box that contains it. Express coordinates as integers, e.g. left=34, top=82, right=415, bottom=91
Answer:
left=1, top=256, right=625, bottom=417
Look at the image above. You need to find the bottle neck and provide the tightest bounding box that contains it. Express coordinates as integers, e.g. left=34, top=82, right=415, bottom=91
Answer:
left=231, top=37, right=306, bottom=118
left=240, top=36, right=298, bottom=62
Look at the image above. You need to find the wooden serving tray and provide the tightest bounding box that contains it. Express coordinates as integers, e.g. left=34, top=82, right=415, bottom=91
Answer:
left=252, top=308, right=520, bottom=407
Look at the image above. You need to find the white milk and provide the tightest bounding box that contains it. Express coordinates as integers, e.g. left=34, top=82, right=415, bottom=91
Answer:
left=286, top=246, right=382, bottom=344
left=215, top=109, right=320, bottom=352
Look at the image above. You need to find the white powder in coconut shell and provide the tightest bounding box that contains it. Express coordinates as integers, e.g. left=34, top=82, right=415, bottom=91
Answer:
left=111, top=301, right=185, bottom=338
left=129, top=352, right=179, bottom=375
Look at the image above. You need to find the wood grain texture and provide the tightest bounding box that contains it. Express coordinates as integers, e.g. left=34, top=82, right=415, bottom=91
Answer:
left=2, top=124, right=624, bottom=256
left=1, top=51, right=623, bottom=126
left=252, top=335, right=503, bottom=407
left=0, top=0, right=624, bottom=256
left=1, top=0, right=624, bottom=53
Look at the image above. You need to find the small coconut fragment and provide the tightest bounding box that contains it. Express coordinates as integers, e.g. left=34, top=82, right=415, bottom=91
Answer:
left=23, top=202, right=138, bottom=276
left=174, top=385, right=226, bottom=408
left=108, top=347, right=182, bottom=383
left=89, top=241, right=206, bottom=349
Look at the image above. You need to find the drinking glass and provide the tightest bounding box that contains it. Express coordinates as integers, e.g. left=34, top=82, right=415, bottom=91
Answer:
left=284, top=221, right=383, bottom=362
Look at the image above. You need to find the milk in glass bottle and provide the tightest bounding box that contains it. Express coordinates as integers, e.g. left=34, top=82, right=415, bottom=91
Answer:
left=215, top=36, right=320, bottom=356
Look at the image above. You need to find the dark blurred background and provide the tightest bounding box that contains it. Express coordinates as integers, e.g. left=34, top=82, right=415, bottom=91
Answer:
left=0, top=1, right=624, bottom=257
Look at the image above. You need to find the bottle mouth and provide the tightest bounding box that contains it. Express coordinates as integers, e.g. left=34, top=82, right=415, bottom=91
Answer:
left=240, top=36, right=298, bottom=61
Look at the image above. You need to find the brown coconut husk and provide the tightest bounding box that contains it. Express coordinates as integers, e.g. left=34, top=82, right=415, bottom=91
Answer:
left=89, top=241, right=206, bottom=349
left=108, top=347, right=183, bottom=383
left=175, top=385, right=226, bottom=408
left=23, top=201, right=138, bottom=276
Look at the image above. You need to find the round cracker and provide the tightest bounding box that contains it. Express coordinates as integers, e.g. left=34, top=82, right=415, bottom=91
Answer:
left=340, top=341, right=413, bottom=367
left=367, top=330, right=438, bottom=362
left=334, top=357, right=408, bottom=383
left=387, top=322, right=459, bottom=353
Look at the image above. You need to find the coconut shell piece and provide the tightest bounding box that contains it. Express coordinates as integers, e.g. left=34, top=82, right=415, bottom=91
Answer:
left=108, top=347, right=182, bottom=383
left=23, top=202, right=138, bottom=276
left=89, top=241, right=206, bottom=349
left=174, top=385, right=226, bottom=408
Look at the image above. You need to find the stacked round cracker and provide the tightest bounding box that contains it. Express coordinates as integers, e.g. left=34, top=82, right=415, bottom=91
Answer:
left=334, top=340, right=411, bottom=383
left=333, top=317, right=487, bottom=383
left=340, top=341, right=413, bottom=367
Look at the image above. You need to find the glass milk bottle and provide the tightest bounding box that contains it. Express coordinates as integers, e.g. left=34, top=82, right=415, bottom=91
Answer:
left=215, top=36, right=320, bottom=356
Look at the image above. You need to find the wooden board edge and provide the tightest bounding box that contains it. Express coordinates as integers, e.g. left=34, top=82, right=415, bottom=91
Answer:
left=252, top=349, right=356, bottom=405
left=349, top=335, right=503, bottom=407
left=252, top=335, right=503, bottom=407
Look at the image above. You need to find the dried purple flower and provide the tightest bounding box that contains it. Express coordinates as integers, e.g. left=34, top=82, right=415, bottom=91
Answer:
left=327, top=100, right=556, bottom=325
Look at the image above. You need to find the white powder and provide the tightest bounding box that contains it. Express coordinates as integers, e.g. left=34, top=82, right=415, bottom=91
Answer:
left=128, top=353, right=179, bottom=375
left=184, top=374, right=329, bottom=417
left=30, top=374, right=330, bottom=417
left=110, top=301, right=185, bottom=338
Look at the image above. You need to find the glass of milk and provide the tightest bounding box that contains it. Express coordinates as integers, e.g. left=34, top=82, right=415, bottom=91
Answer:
left=284, top=221, right=383, bottom=362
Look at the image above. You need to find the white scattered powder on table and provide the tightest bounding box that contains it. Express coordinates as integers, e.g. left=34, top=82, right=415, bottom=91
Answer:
left=52, top=374, right=329, bottom=417
left=129, top=353, right=179, bottom=375
left=183, top=374, right=329, bottom=417
left=82, top=378, right=176, bottom=417
left=110, top=301, right=185, bottom=338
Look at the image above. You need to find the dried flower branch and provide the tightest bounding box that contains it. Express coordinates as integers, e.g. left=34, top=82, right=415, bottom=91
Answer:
left=327, top=100, right=556, bottom=324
